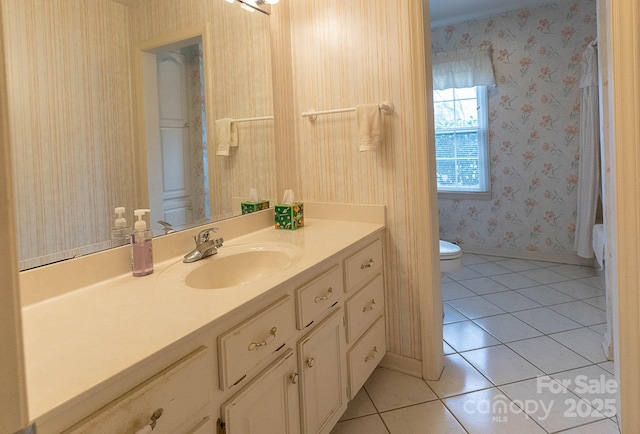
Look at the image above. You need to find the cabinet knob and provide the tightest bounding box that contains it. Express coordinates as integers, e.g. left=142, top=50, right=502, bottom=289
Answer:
left=365, top=346, right=378, bottom=362
left=362, top=299, right=376, bottom=312
left=306, top=357, right=315, bottom=368
left=290, top=373, right=299, bottom=384
left=314, top=287, right=334, bottom=303
left=361, top=258, right=374, bottom=269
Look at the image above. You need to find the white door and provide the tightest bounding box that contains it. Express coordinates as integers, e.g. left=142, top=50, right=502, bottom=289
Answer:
left=156, top=51, right=193, bottom=227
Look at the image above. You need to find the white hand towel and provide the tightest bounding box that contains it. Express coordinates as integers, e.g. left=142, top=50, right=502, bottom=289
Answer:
left=356, top=104, right=382, bottom=152
left=215, top=118, right=238, bottom=156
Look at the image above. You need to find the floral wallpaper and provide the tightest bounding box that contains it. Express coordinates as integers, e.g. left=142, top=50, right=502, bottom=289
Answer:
left=432, top=0, right=597, bottom=258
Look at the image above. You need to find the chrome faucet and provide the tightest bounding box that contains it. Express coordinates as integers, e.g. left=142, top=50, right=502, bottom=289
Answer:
left=183, top=227, right=224, bottom=263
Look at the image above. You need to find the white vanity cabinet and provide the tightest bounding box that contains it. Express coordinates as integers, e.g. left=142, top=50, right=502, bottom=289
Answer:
left=342, top=240, right=386, bottom=400
left=63, top=347, right=212, bottom=434
left=35, top=222, right=386, bottom=434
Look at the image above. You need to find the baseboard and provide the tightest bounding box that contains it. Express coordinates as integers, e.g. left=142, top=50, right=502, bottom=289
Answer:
left=459, top=244, right=595, bottom=266
left=379, top=352, right=423, bottom=378
left=603, top=331, right=614, bottom=361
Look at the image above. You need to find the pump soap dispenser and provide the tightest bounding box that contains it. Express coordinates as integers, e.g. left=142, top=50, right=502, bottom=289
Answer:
left=131, top=209, right=153, bottom=276
left=111, top=207, right=130, bottom=247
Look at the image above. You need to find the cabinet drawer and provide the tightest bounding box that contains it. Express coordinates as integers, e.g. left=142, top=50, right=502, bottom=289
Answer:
left=218, top=296, right=295, bottom=390
left=296, top=265, right=343, bottom=329
left=344, top=239, right=383, bottom=293
left=65, top=347, right=211, bottom=434
left=347, top=316, right=386, bottom=400
left=345, top=273, right=384, bottom=343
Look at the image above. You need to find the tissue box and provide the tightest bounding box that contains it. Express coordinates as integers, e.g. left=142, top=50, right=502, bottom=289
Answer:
left=275, top=202, right=304, bottom=230
left=241, top=200, right=270, bottom=215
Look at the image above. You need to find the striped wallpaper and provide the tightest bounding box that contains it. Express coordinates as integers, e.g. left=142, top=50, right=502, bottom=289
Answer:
left=272, top=0, right=442, bottom=367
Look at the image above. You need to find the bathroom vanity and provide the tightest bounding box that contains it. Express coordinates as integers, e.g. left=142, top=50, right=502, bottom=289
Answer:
left=20, top=204, right=386, bottom=434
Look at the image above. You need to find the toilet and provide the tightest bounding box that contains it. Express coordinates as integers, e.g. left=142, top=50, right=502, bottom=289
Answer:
left=439, top=240, right=462, bottom=276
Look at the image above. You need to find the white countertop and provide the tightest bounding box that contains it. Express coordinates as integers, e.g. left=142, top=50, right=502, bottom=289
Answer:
left=21, top=217, right=385, bottom=420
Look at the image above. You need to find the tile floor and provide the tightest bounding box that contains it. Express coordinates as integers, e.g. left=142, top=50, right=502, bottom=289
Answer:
left=330, top=253, right=620, bottom=434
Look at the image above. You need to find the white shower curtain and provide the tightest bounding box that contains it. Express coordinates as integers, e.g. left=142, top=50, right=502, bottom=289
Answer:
left=574, top=44, right=600, bottom=258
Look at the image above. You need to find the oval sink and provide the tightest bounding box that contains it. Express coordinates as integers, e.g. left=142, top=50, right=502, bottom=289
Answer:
left=162, top=243, right=301, bottom=290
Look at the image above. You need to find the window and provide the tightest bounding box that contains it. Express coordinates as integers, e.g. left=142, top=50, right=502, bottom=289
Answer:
left=433, top=86, right=490, bottom=197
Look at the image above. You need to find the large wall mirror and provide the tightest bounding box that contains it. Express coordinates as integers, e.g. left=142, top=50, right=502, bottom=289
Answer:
left=2, top=0, right=277, bottom=270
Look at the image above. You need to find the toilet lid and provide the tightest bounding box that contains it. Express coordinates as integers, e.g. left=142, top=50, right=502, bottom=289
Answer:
left=440, top=240, right=462, bottom=259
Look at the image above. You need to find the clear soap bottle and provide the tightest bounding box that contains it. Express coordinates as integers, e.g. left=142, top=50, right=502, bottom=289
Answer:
left=111, top=207, right=130, bottom=247
left=131, top=209, right=153, bottom=277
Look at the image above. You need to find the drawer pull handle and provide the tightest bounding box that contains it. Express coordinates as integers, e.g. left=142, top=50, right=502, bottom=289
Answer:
left=290, top=373, right=299, bottom=384
left=365, top=346, right=378, bottom=362
left=306, top=357, right=315, bottom=368
left=361, top=258, right=374, bottom=269
left=248, top=327, right=277, bottom=351
left=135, top=408, right=163, bottom=433
left=362, top=299, right=376, bottom=312
left=314, top=287, right=334, bottom=303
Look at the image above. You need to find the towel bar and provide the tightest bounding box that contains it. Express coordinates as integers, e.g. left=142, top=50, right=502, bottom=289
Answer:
left=302, top=101, right=394, bottom=121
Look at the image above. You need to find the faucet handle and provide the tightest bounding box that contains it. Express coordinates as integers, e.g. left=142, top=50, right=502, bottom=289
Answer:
left=196, top=227, right=219, bottom=244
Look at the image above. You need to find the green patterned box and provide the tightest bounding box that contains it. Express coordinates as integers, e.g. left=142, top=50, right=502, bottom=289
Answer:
left=241, top=200, right=269, bottom=215
left=275, top=202, right=304, bottom=230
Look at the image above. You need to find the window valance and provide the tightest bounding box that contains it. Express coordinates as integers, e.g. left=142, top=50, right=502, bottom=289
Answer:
left=432, top=46, right=496, bottom=90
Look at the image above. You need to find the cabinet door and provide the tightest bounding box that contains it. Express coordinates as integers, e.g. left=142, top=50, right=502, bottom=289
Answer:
left=221, top=349, right=300, bottom=434
left=298, top=310, right=347, bottom=434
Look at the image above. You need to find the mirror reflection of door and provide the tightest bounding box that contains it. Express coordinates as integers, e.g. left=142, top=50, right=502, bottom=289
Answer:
left=144, top=39, right=209, bottom=233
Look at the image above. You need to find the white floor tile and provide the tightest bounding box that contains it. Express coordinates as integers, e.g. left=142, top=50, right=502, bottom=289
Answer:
left=550, top=328, right=608, bottom=363
left=458, top=276, right=511, bottom=295
left=444, top=321, right=501, bottom=352
left=447, top=296, right=506, bottom=319
left=516, top=285, right=576, bottom=306
left=550, top=365, right=617, bottom=417
left=462, top=345, right=544, bottom=385
left=490, top=273, right=541, bottom=290
left=558, top=418, right=620, bottom=433
left=500, top=377, right=605, bottom=432
left=442, top=281, right=476, bottom=301
left=443, top=340, right=456, bottom=355
left=520, top=268, right=571, bottom=284
left=548, top=264, right=597, bottom=279
left=444, top=388, right=547, bottom=433
left=473, top=314, right=542, bottom=343
left=549, top=280, right=604, bottom=300
left=364, top=368, right=437, bottom=412
left=508, top=336, right=591, bottom=374
left=549, top=301, right=607, bottom=326
left=443, top=302, right=467, bottom=323
left=494, top=258, right=541, bottom=272
left=467, top=262, right=513, bottom=277
left=512, top=307, right=582, bottom=334
left=330, top=414, right=389, bottom=434
left=598, top=361, right=615, bottom=375
left=381, top=400, right=466, bottom=434
left=578, top=275, right=604, bottom=290
left=448, top=266, right=484, bottom=281
left=340, top=388, right=377, bottom=421
left=583, top=296, right=606, bottom=310
left=426, top=353, right=493, bottom=398
left=482, top=291, right=542, bottom=312
left=462, top=253, right=490, bottom=265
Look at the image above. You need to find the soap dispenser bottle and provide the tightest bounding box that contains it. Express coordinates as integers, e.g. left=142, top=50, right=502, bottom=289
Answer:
left=111, top=207, right=130, bottom=247
left=131, top=209, right=153, bottom=277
